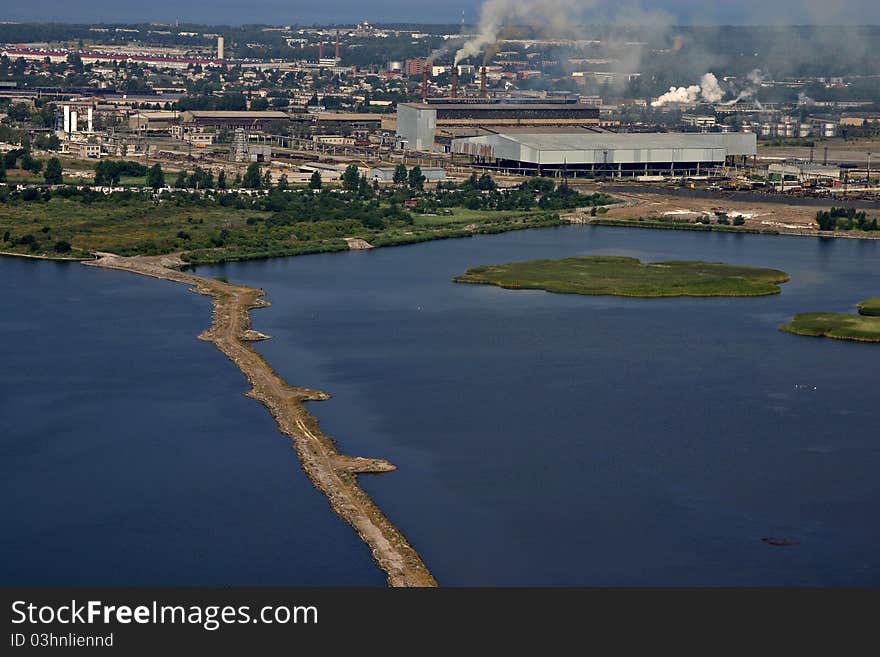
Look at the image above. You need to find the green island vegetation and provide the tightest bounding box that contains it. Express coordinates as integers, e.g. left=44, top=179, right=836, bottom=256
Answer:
left=816, top=207, right=880, bottom=232
left=0, top=160, right=616, bottom=264
left=857, top=298, right=880, bottom=316
left=779, top=298, right=880, bottom=342
left=454, top=256, right=791, bottom=297
left=588, top=217, right=779, bottom=235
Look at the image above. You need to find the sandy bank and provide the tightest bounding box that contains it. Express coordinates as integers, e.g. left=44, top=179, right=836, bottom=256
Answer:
left=84, top=252, right=436, bottom=587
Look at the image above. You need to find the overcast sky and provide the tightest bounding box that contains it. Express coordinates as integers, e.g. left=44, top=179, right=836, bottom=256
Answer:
left=2, top=0, right=878, bottom=25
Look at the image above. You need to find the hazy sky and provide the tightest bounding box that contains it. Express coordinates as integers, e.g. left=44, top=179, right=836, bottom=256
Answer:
left=1, top=0, right=878, bottom=25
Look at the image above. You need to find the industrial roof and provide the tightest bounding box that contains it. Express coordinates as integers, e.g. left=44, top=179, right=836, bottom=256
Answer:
left=315, top=113, right=383, bottom=121
left=182, top=110, right=290, bottom=119
left=486, top=132, right=747, bottom=151
left=400, top=103, right=596, bottom=111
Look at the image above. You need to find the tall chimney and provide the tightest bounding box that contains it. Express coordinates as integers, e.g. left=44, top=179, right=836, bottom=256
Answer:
left=335, top=30, right=340, bottom=59
left=87, top=106, right=93, bottom=133
left=480, top=66, right=487, bottom=98
left=319, top=41, right=323, bottom=60
left=421, top=61, right=430, bottom=102
left=217, top=36, right=224, bottom=60
left=63, top=105, right=70, bottom=133
left=451, top=65, right=458, bottom=99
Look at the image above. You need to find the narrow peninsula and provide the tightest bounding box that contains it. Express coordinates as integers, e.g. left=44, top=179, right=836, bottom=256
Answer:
left=779, top=298, right=880, bottom=343
left=454, top=256, right=790, bottom=298
left=85, top=253, right=437, bottom=587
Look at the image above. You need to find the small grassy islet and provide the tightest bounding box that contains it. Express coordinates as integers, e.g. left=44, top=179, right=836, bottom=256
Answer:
left=779, top=297, right=880, bottom=343
left=453, top=256, right=791, bottom=298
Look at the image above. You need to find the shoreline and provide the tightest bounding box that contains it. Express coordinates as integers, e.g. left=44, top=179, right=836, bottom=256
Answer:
left=84, top=252, right=437, bottom=588
left=2, top=212, right=879, bottom=266
left=577, top=218, right=880, bottom=240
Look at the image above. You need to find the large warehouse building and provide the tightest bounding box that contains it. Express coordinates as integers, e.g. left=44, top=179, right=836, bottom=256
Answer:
left=451, top=130, right=757, bottom=176
left=397, top=102, right=601, bottom=151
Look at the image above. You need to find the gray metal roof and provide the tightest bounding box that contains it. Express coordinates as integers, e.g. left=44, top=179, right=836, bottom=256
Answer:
left=492, top=132, right=744, bottom=151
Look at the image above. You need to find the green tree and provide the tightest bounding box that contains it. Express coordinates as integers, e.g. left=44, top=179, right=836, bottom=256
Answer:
left=342, top=164, right=360, bottom=191
left=309, top=170, right=322, bottom=190
left=276, top=173, right=288, bottom=190
left=217, top=170, right=227, bottom=189
left=477, top=173, right=496, bottom=191
left=262, top=170, right=272, bottom=189
left=43, top=157, right=63, bottom=185
left=0, top=157, right=5, bottom=183
left=175, top=169, right=188, bottom=188
left=53, top=240, right=72, bottom=253
left=147, top=163, right=165, bottom=190
left=393, top=163, right=408, bottom=184
left=408, top=165, right=425, bottom=191
left=243, top=162, right=262, bottom=188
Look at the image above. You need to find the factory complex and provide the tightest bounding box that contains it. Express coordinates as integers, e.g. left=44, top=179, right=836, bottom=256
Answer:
left=451, top=131, right=757, bottom=176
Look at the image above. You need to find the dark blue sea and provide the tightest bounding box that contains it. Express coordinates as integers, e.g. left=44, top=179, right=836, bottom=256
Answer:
left=0, top=258, right=382, bottom=585
left=3, top=225, right=880, bottom=585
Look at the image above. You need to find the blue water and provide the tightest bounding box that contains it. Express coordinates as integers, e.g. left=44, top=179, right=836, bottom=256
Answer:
left=0, top=258, right=383, bottom=586
left=196, top=226, right=880, bottom=586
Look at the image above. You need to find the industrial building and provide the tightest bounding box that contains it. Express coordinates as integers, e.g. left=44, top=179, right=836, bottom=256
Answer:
left=451, top=131, right=757, bottom=176
left=172, top=110, right=290, bottom=141
left=396, top=102, right=601, bottom=151
left=128, top=110, right=180, bottom=132
left=311, top=113, right=383, bottom=136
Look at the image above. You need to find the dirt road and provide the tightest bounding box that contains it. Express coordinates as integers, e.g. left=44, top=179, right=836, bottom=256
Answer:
left=85, top=252, right=437, bottom=587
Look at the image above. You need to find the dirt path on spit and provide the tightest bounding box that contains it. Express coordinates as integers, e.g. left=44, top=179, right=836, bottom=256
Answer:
left=85, top=252, right=437, bottom=587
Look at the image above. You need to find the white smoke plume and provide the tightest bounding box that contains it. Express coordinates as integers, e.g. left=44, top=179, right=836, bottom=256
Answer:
left=453, top=0, right=583, bottom=65
left=651, top=72, right=725, bottom=107
left=720, top=68, right=765, bottom=106
left=699, top=72, right=724, bottom=103
left=651, top=84, right=700, bottom=107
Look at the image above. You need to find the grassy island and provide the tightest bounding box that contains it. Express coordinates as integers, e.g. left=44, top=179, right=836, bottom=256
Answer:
left=454, top=256, right=791, bottom=298
left=780, top=298, right=880, bottom=342
left=857, top=298, right=880, bottom=316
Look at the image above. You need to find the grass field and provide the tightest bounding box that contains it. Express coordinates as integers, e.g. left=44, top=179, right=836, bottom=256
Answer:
left=454, top=256, right=791, bottom=298
left=780, top=298, right=880, bottom=342
left=412, top=208, right=542, bottom=227
left=0, top=194, right=563, bottom=264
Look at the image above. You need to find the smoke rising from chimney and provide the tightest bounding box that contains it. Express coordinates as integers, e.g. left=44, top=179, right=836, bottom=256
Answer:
left=651, top=72, right=725, bottom=107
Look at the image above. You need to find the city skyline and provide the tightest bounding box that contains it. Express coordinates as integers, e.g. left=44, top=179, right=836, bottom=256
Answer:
left=3, top=0, right=880, bottom=26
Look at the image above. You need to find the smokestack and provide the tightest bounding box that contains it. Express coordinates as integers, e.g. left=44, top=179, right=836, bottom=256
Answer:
left=87, top=106, right=93, bottom=133
left=319, top=41, right=323, bottom=60
left=480, top=66, right=486, bottom=98
left=217, top=36, right=224, bottom=60
left=71, top=110, right=78, bottom=134
left=335, top=30, right=340, bottom=60
left=451, top=66, right=458, bottom=99
left=63, top=105, right=70, bottom=133
left=421, top=64, right=429, bottom=102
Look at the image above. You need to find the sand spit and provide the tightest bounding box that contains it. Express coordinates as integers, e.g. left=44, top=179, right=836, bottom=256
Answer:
left=84, top=252, right=437, bottom=587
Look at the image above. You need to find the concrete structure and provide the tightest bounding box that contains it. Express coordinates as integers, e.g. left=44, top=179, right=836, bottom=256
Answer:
left=768, top=162, right=841, bottom=183
left=128, top=110, right=179, bottom=132
left=397, top=102, right=601, bottom=151
left=451, top=131, right=757, bottom=176
left=217, top=36, right=225, bottom=60
left=65, top=140, right=101, bottom=158
left=313, top=135, right=356, bottom=145
left=681, top=114, right=717, bottom=129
